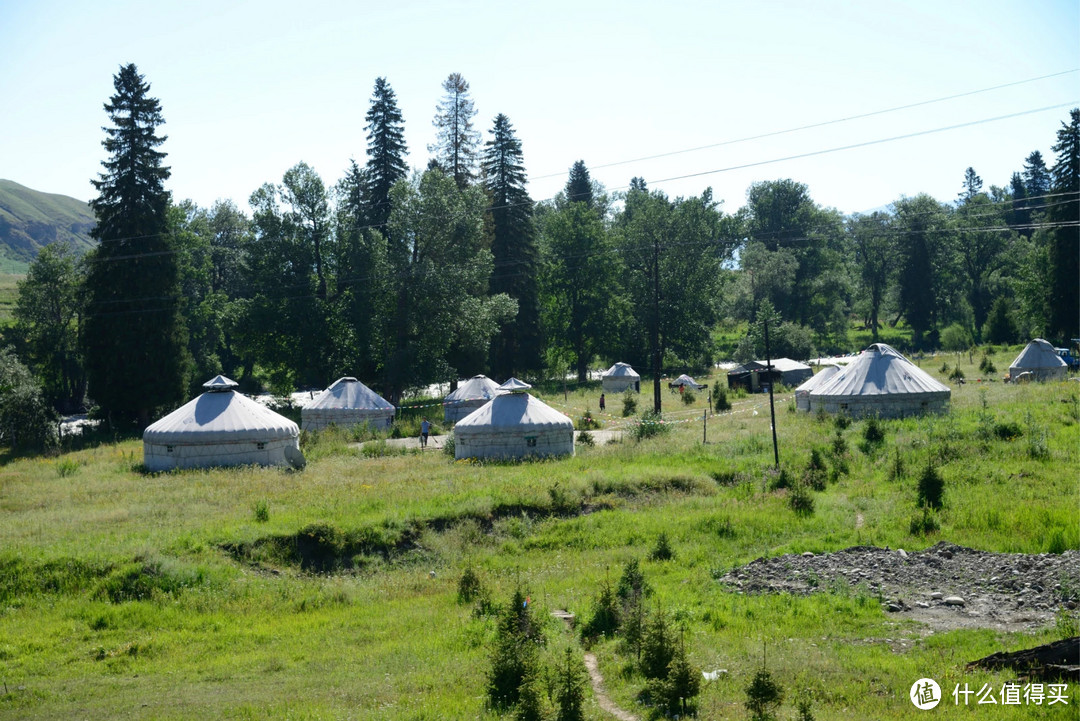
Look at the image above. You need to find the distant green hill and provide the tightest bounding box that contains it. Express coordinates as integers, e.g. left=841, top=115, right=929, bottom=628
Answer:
left=0, top=179, right=95, bottom=271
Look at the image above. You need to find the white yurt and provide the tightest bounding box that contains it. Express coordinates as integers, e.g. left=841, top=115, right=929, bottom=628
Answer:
left=444, top=375, right=504, bottom=423
left=670, top=374, right=704, bottom=390
left=808, top=344, right=950, bottom=418
left=1008, top=339, right=1068, bottom=382
left=602, top=362, right=640, bottom=394
left=301, top=377, right=395, bottom=431
left=143, top=375, right=303, bottom=471
left=794, top=364, right=842, bottom=411
left=454, top=378, right=574, bottom=460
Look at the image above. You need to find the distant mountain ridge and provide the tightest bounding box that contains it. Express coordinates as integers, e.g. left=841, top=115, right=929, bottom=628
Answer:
left=0, top=179, right=95, bottom=270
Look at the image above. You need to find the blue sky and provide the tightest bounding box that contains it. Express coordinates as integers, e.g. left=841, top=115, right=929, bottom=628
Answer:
left=1, top=0, right=1076, bottom=215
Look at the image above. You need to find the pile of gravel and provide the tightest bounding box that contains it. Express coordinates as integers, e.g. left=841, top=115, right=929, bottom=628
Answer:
left=720, top=542, right=1080, bottom=631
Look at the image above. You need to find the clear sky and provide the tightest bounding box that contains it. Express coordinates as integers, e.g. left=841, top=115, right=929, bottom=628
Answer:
left=1, top=0, right=1076, bottom=216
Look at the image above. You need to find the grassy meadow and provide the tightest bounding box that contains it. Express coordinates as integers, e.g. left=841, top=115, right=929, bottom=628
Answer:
left=1, top=345, right=1077, bottom=719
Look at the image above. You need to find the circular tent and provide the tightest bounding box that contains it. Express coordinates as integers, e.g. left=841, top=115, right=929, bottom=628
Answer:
left=808, top=344, right=950, bottom=419
left=602, top=362, right=640, bottom=394
left=454, top=378, right=574, bottom=460
left=670, top=374, right=704, bottom=390
left=143, top=375, right=302, bottom=471
left=794, top=364, right=842, bottom=411
left=301, top=377, right=395, bottom=431
left=444, top=375, right=503, bottom=423
left=1008, top=339, right=1067, bottom=382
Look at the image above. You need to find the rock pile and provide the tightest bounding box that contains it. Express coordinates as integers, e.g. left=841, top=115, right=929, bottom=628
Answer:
left=720, top=541, right=1079, bottom=632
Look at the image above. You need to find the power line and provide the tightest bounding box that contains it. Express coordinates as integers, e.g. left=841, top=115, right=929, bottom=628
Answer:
left=532, top=69, right=1080, bottom=180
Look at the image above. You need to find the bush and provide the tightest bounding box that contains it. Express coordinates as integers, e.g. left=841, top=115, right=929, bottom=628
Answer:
left=581, top=581, right=620, bottom=640
left=253, top=499, right=270, bottom=523
left=0, top=346, right=57, bottom=453
left=804, top=449, right=827, bottom=491
left=788, top=481, right=815, bottom=516
left=768, top=467, right=794, bottom=491
left=641, top=610, right=675, bottom=680
left=576, top=430, right=595, bottom=447
left=745, top=668, right=783, bottom=721
left=488, top=587, right=543, bottom=709
left=713, top=382, right=731, bottom=412
left=940, top=323, right=972, bottom=352
left=650, top=636, right=701, bottom=716
left=916, top=461, right=944, bottom=509
left=681, top=389, right=696, bottom=405
left=56, top=458, right=79, bottom=478
left=621, top=392, right=637, bottom=417
left=575, top=409, right=600, bottom=431
left=863, top=416, right=885, bottom=444
left=442, top=432, right=455, bottom=457
left=649, top=532, right=675, bottom=561
left=834, top=412, right=851, bottom=431
left=458, top=566, right=485, bottom=604
left=555, top=646, right=587, bottom=721
left=979, top=355, right=997, bottom=374
left=949, top=366, right=965, bottom=382
left=632, top=410, right=669, bottom=441
left=993, top=421, right=1022, bottom=440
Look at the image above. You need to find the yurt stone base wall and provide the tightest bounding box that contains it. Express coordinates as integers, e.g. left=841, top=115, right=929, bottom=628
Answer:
left=455, top=429, right=574, bottom=460
left=445, top=401, right=487, bottom=424
left=1010, top=367, right=1067, bottom=382
left=144, top=437, right=299, bottom=471
left=301, top=409, right=394, bottom=432
left=809, top=394, right=949, bottom=419
left=602, top=379, right=638, bottom=394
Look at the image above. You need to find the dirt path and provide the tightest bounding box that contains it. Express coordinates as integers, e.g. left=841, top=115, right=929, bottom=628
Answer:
left=583, top=652, right=639, bottom=721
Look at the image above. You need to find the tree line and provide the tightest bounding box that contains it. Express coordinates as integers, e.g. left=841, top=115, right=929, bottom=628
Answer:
left=5, top=63, right=1078, bottom=431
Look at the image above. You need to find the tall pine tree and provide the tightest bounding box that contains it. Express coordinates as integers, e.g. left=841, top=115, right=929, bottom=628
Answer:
left=564, top=160, right=594, bottom=208
left=1047, top=108, right=1079, bottom=341
left=1023, top=151, right=1052, bottom=200
left=363, top=77, right=408, bottom=229
left=83, top=63, right=188, bottom=427
left=482, top=114, right=541, bottom=376
left=429, top=73, right=480, bottom=189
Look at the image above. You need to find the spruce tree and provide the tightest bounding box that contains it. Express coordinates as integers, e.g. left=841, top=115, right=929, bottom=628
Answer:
left=482, top=113, right=541, bottom=376
left=429, top=73, right=480, bottom=189
left=958, top=167, right=983, bottom=203
left=363, top=77, right=408, bottom=229
left=1047, top=108, right=1079, bottom=341
left=564, top=160, right=593, bottom=208
left=83, top=63, right=188, bottom=427
left=1023, top=150, right=1052, bottom=200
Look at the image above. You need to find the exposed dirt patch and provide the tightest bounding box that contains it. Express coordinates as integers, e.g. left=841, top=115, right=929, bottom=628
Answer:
left=720, top=542, right=1080, bottom=633
left=583, top=652, right=640, bottom=721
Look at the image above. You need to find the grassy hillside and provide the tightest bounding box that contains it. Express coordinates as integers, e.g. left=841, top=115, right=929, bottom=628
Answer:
left=0, top=347, right=1076, bottom=719
left=0, top=179, right=94, bottom=269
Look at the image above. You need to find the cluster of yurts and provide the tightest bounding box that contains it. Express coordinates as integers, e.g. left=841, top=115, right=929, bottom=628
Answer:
left=142, top=340, right=1066, bottom=472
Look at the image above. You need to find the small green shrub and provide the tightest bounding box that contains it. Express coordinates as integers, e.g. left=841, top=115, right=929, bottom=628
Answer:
left=916, top=461, right=944, bottom=509
left=863, top=416, right=885, bottom=444
left=253, top=499, right=270, bottom=523
left=788, top=481, right=815, bottom=516
left=833, top=412, right=851, bottom=430
left=548, top=483, right=578, bottom=514
left=581, top=581, right=620, bottom=640
left=650, top=636, right=701, bottom=716
left=804, top=449, right=827, bottom=491
left=713, top=382, right=731, bottom=412
left=993, top=421, right=1022, bottom=440
left=649, top=532, right=675, bottom=561
left=940, top=362, right=950, bottom=374
left=555, top=646, right=587, bottom=721
left=745, top=668, right=783, bottom=721
left=768, top=467, right=794, bottom=491
left=632, top=410, right=669, bottom=441
left=458, top=566, right=484, bottom=604
left=979, top=355, right=997, bottom=374
left=575, top=409, right=600, bottom=430
left=576, top=430, right=595, bottom=447
left=621, top=392, right=638, bottom=417
left=56, top=458, right=79, bottom=478
left=641, top=610, right=675, bottom=680
left=949, top=366, right=965, bottom=382
left=442, top=432, right=455, bottom=457
left=681, top=389, right=696, bottom=405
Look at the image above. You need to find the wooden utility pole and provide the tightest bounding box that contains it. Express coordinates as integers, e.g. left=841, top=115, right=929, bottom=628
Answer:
left=651, top=231, right=662, bottom=414
left=763, top=313, right=779, bottom=468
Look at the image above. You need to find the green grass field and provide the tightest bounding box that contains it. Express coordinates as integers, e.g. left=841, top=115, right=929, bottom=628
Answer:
left=1, top=346, right=1077, bottom=719
left=0, top=273, right=22, bottom=326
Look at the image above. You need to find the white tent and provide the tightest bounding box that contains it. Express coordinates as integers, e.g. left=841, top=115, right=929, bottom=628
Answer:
left=794, top=364, right=842, bottom=411
left=444, top=375, right=504, bottom=423
left=602, top=362, right=640, bottom=394
left=670, top=374, right=704, bottom=390
left=1009, top=339, right=1067, bottom=382
left=143, top=376, right=303, bottom=471
left=454, top=378, right=574, bottom=460
left=301, top=377, right=395, bottom=431
left=808, top=344, right=950, bottom=418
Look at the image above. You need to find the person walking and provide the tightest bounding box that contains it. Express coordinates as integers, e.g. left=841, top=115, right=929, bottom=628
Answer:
left=599, top=393, right=606, bottom=412
left=420, top=417, right=431, bottom=448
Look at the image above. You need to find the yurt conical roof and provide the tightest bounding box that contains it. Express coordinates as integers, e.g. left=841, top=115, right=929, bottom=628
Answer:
left=306, top=377, right=393, bottom=411
left=144, top=376, right=298, bottom=444
left=1010, top=339, right=1067, bottom=373
left=602, top=362, right=640, bottom=379
left=795, top=364, right=841, bottom=394
left=445, top=375, right=503, bottom=403
left=455, top=378, right=572, bottom=432
left=811, top=344, right=949, bottom=397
